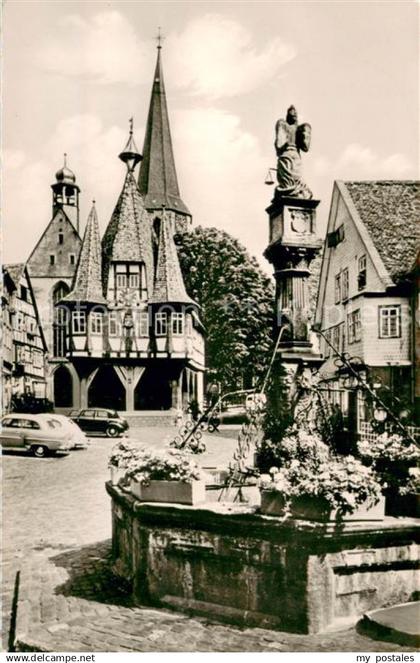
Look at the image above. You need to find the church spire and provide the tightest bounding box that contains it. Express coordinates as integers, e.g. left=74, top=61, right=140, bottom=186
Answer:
left=138, top=41, right=191, bottom=222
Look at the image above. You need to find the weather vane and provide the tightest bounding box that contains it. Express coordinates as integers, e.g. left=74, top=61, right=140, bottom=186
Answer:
left=129, top=117, right=133, bottom=135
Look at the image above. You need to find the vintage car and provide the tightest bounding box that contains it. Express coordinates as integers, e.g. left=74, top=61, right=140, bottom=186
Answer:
left=37, top=414, right=89, bottom=449
left=1, top=413, right=72, bottom=457
left=69, top=409, right=129, bottom=437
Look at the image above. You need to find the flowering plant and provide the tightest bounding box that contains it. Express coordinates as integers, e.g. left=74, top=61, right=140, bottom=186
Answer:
left=258, top=427, right=383, bottom=514
left=399, top=467, right=420, bottom=496
left=358, top=432, right=420, bottom=495
left=358, top=432, right=420, bottom=463
left=108, top=439, right=139, bottom=468
left=125, top=446, right=206, bottom=484
left=259, top=466, right=292, bottom=494
left=277, top=426, right=330, bottom=466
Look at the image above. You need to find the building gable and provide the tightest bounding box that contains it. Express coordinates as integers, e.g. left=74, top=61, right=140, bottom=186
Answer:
left=316, top=181, right=393, bottom=329
left=26, top=208, right=82, bottom=278
left=345, top=181, right=420, bottom=283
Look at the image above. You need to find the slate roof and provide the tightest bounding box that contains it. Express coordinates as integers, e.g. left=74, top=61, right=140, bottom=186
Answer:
left=137, top=47, right=190, bottom=217
left=345, top=181, right=420, bottom=282
left=150, top=212, right=196, bottom=305
left=102, top=171, right=154, bottom=297
left=65, top=204, right=106, bottom=304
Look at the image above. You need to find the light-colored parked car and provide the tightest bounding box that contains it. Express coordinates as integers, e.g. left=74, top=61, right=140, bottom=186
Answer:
left=1, top=413, right=71, bottom=457
left=38, top=414, right=89, bottom=450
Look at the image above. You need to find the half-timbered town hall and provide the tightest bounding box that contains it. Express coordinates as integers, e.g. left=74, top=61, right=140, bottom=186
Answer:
left=26, top=45, right=205, bottom=413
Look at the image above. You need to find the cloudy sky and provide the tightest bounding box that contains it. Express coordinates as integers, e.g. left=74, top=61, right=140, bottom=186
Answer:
left=3, top=1, right=418, bottom=271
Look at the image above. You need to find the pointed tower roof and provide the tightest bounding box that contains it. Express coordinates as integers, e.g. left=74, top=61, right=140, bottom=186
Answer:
left=150, top=210, right=196, bottom=305
left=102, top=171, right=154, bottom=296
left=138, top=45, right=190, bottom=216
left=64, top=202, right=106, bottom=304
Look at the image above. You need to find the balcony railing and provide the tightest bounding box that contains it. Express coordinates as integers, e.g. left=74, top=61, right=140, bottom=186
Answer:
left=358, top=420, right=420, bottom=442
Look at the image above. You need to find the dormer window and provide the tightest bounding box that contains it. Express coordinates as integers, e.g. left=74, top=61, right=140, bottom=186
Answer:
left=116, top=273, right=127, bottom=289
left=129, top=273, right=140, bottom=288
left=114, top=264, right=145, bottom=299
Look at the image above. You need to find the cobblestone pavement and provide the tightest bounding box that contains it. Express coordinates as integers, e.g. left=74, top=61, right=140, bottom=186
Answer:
left=2, top=428, right=416, bottom=653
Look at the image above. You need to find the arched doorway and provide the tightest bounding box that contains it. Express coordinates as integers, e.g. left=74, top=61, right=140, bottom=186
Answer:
left=134, top=368, right=172, bottom=410
left=88, top=366, right=126, bottom=410
left=53, top=365, right=73, bottom=407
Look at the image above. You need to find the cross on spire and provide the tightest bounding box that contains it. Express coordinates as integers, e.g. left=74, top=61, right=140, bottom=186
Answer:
left=156, top=26, right=164, bottom=49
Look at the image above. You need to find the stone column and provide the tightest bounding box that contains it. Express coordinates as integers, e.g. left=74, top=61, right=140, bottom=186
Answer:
left=171, top=379, right=182, bottom=409
left=80, top=378, right=88, bottom=408
left=114, top=366, right=145, bottom=412
left=81, top=367, right=99, bottom=408
left=196, top=371, right=204, bottom=409
left=126, top=369, right=134, bottom=412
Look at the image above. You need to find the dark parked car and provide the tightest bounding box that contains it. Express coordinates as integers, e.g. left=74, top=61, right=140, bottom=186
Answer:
left=69, top=409, right=129, bottom=437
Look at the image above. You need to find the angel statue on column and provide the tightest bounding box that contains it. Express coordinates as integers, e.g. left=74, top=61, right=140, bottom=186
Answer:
left=275, top=105, right=313, bottom=199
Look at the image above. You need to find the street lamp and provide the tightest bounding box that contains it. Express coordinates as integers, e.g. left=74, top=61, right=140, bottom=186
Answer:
left=373, top=407, right=387, bottom=423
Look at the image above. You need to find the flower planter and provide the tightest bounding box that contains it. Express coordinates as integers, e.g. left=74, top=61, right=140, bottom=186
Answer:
left=290, top=494, right=385, bottom=522
left=110, top=465, right=126, bottom=486
left=260, top=490, right=287, bottom=516
left=385, top=493, right=420, bottom=518
left=206, top=484, right=261, bottom=505
left=130, top=479, right=206, bottom=505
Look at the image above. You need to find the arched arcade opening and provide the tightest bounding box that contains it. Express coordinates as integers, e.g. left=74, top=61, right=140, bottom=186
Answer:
left=88, top=365, right=126, bottom=410
left=53, top=364, right=73, bottom=408
left=134, top=368, right=172, bottom=410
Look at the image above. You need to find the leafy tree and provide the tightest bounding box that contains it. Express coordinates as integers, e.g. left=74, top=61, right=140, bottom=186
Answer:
left=176, top=226, right=275, bottom=394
